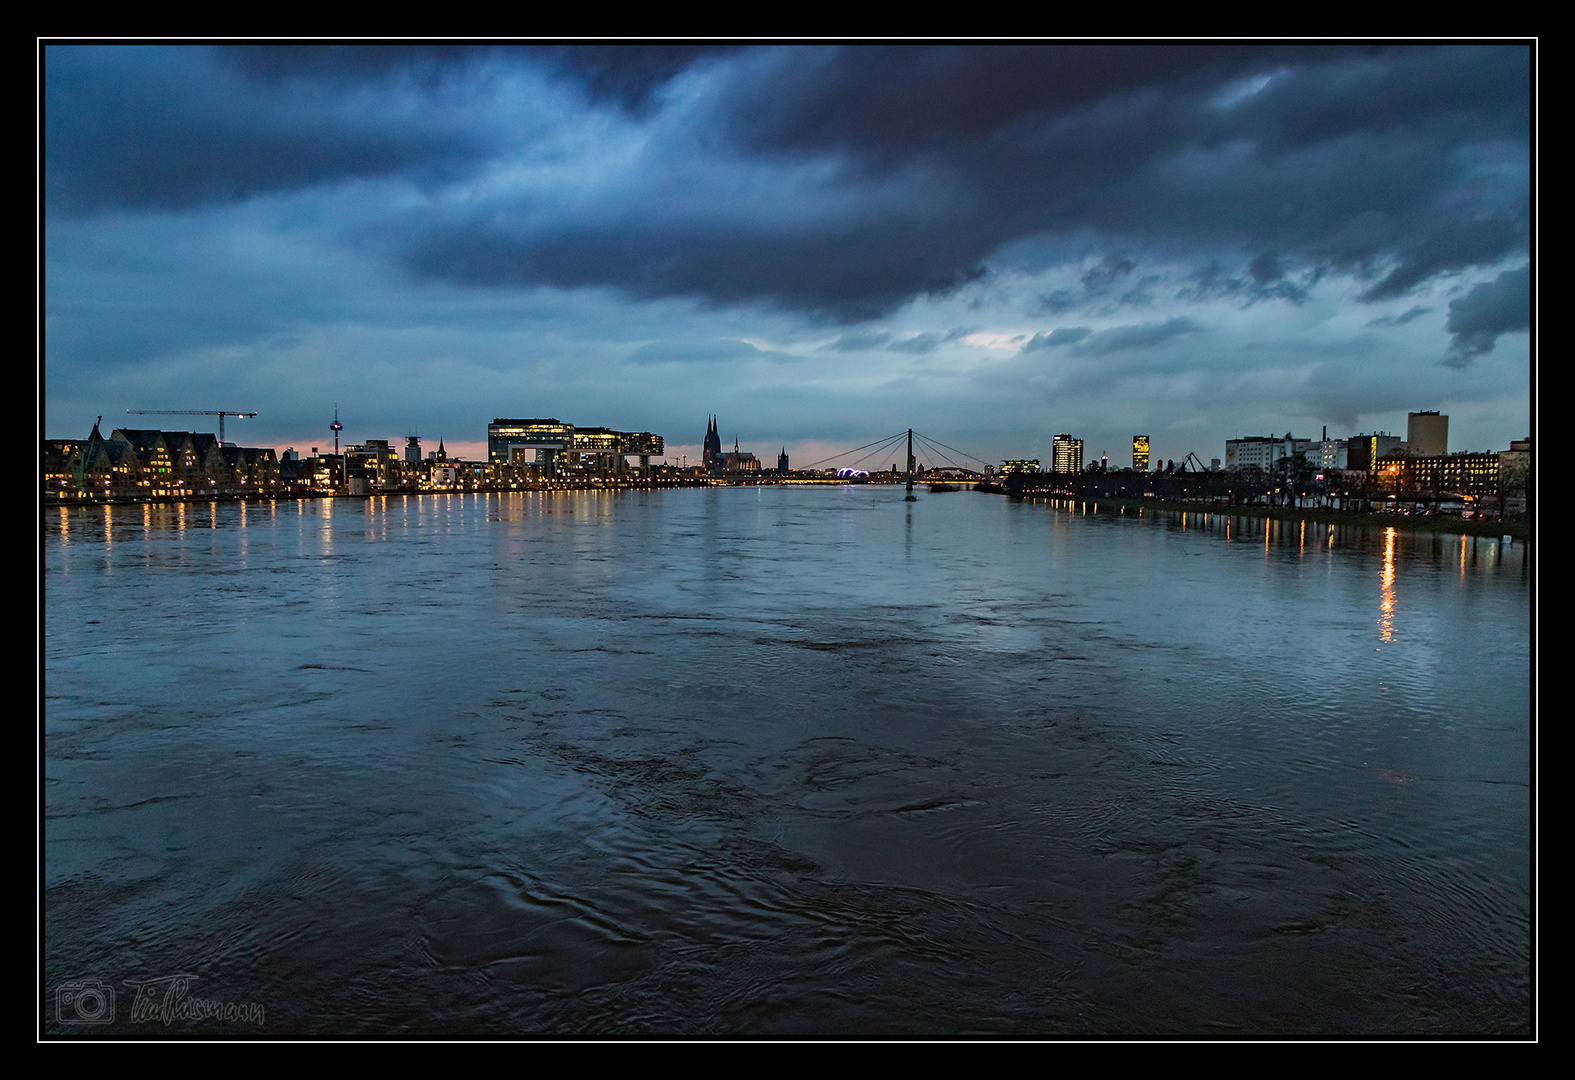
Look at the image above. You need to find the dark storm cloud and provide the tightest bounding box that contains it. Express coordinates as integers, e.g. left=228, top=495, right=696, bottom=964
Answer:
left=46, top=43, right=1530, bottom=322
left=224, top=44, right=739, bottom=111
left=1175, top=259, right=1313, bottom=305
left=1442, top=264, right=1531, bottom=367
left=1360, top=210, right=1528, bottom=300
left=1081, top=256, right=1136, bottom=293
left=701, top=44, right=1527, bottom=306
left=43, top=46, right=496, bottom=213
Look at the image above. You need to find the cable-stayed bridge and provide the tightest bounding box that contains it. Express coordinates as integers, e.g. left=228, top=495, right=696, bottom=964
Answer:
left=796, top=429, right=994, bottom=482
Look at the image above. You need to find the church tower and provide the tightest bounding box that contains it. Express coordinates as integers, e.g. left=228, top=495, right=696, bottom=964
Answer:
left=702, top=415, right=722, bottom=471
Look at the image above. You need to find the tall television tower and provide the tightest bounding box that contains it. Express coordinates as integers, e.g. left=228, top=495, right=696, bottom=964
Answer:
left=331, top=404, right=343, bottom=454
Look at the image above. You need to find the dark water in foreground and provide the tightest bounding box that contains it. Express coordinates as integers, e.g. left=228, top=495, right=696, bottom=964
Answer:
left=43, top=489, right=1532, bottom=1036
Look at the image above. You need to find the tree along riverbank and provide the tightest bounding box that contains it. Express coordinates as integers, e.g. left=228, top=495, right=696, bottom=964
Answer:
left=1002, top=492, right=1533, bottom=542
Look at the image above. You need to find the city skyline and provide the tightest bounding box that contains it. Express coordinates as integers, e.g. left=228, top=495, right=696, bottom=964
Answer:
left=43, top=44, right=1533, bottom=468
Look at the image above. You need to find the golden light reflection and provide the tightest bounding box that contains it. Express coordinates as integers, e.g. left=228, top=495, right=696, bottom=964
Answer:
left=59, top=506, right=69, bottom=540
left=1461, top=535, right=1468, bottom=579
left=1378, top=526, right=1396, bottom=644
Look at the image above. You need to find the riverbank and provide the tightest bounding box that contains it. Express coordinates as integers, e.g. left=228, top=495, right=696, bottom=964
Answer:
left=1005, top=492, right=1533, bottom=542
left=42, top=480, right=713, bottom=507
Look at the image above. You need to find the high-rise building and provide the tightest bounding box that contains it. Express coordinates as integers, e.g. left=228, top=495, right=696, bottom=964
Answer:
left=1133, top=435, right=1150, bottom=472
left=1052, top=434, right=1083, bottom=473
left=1407, top=411, right=1448, bottom=457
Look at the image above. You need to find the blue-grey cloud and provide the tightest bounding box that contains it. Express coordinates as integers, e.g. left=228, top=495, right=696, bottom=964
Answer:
left=1366, top=305, right=1433, bottom=328
left=1442, top=265, right=1530, bottom=366
left=824, top=329, right=892, bottom=351
left=1022, top=326, right=1093, bottom=351
left=1023, top=319, right=1199, bottom=356
left=1034, top=289, right=1079, bottom=315
left=1074, top=317, right=1201, bottom=355
left=45, top=44, right=1530, bottom=322
left=627, top=337, right=791, bottom=366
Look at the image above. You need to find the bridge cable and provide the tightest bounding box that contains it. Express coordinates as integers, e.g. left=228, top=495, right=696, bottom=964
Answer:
left=911, top=433, right=971, bottom=473
left=843, top=433, right=914, bottom=471
left=911, top=432, right=995, bottom=469
left=797, top=431, right=909, bottom=472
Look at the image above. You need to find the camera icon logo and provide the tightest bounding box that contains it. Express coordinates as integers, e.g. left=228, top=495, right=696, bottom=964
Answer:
left=56, top=980, right=116, bottom=1024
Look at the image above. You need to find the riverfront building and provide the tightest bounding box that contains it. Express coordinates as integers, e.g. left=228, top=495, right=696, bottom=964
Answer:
left=1224, top=434, right=1315, bottom=471
left=699, top=417, right=762, bottom=475
left=48, top=422, right=282, bottom=500
left=1052, top=435, right=1084, bottom=474
left=1345, top=433, right=1406, bottom=472
left=1407, top=411, right=1449, bottom=458
left=487, top=418, right=664, bottom=478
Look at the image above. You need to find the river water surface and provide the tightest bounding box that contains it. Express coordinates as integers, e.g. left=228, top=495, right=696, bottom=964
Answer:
left=43, top=488, right=1533, bottom=1036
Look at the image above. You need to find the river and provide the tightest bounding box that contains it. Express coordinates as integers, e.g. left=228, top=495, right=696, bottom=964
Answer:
left=42, top=488, right=1533, bottom=1036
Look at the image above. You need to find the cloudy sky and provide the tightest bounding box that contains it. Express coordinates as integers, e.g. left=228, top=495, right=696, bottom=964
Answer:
left=42, top=43, right=1533, bottom=469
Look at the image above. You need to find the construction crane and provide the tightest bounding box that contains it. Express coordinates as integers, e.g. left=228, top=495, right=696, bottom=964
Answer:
left=127, top=409, right=257, bottom=444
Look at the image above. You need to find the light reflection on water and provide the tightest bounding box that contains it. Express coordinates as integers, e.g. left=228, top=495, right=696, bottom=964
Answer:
left=44, top=490, right=1531, bottom=1036
left=1381, top=527, right=1397, bottom=644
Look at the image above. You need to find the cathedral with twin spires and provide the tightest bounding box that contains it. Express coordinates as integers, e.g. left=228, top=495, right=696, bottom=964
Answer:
left=702, top=415, right=762, bottom=475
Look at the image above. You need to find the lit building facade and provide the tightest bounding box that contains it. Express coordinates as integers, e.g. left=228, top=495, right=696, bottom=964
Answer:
left=50, top=422, right=281, bottom=500
left=487, top=418, right=663, bottom=478
left=1052, top=434, right=1083, bottom=473
left=1133, top=435, right=1149, bottom=472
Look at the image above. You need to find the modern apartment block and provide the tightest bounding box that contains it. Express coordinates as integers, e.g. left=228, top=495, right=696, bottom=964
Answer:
left=487, top=418, right=664, bottom=478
